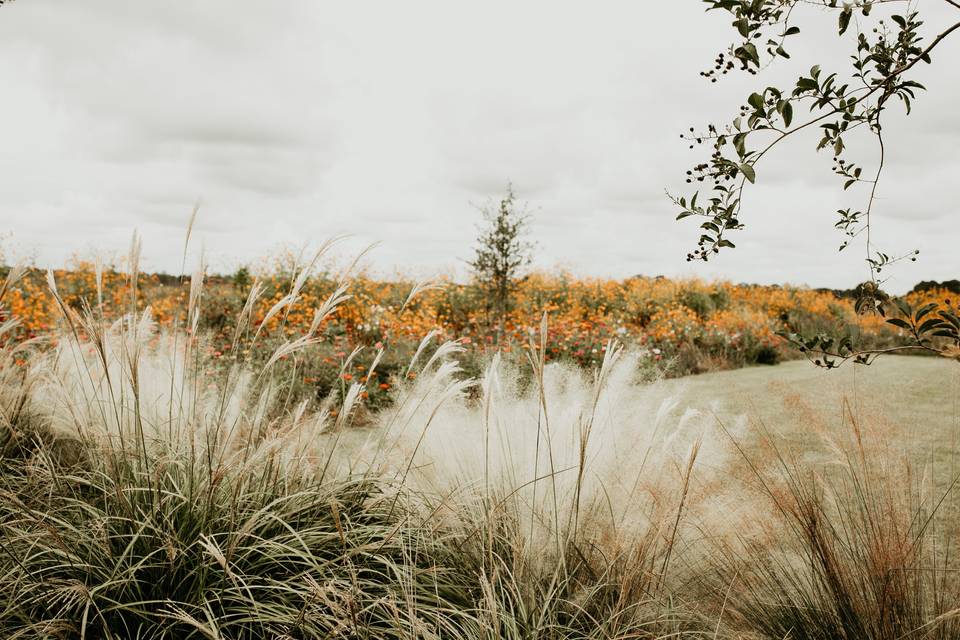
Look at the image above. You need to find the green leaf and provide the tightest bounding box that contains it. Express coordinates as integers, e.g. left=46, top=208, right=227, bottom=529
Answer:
left=915, top=302, right=939, bottom=322
left=782, top=101, right=793, bottom=127
left=748, top=93, right=764, bottom=110
left=740, top=163, right=756, bottom=184
left=903, top=94, right=912, bottom=115
left=940, top=311, right=960, bottom=329
left=918, top=318, right=946, bottom=335
left=895, top=298, right=913, bottom=317
left=734, top=17, right=751, bottom=37
left=886, top=318, right=911, bottom=330
left=784, top=26, right=800, bottom=36
left=838, top=8, right=852, bottom=35
left=733, top=133, right=747, bottom=158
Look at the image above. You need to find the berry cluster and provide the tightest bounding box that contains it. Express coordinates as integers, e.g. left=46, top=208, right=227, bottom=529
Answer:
left=700, top=51, right=738, bottom=83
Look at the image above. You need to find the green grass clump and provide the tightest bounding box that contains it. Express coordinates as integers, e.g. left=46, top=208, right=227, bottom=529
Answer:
left=0, top=454, right=478, bottom=639
left=700, top=413, right=960, bottom=640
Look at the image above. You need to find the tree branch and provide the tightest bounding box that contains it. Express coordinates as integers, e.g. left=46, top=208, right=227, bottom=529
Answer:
left=864, top=130, right=884, bottom=279
left=712, top=16, right=960, bottom=253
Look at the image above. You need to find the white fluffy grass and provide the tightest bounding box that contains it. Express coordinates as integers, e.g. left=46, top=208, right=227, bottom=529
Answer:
left=378, top=349, right=714, bottom=536
left=30, top=299, right=723, bottom=571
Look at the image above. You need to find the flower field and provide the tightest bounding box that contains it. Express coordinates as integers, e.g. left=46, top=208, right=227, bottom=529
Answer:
left=2, top=259, right=949, bottom=408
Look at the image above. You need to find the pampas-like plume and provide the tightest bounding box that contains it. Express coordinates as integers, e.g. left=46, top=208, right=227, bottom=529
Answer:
left=405, top=329, right=439, bottom=377
left=0, top=263, right=26, bottom=303
left=188, top=257, right=206, bottom=336
left=259, top=334, right=323, bottom=377
left=94, top=256, right=104, bottom=310
left=399, top=279, right=445, bottom=314
left=231, top=278, right=264, bottom=350
left=334, top=241, right=378, bottom=286
left=308, top=282, right=351, bottom=336
left=254, top=239, right=342, bottom=339
left=182, top=202, right=200, bottom=266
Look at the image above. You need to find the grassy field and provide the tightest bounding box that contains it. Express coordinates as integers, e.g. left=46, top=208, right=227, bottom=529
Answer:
left=2, top=256, right=959, bottom=638
left=667, top=356, right=960, bottom=455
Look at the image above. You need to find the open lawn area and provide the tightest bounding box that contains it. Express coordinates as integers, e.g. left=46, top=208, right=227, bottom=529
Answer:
left=665, top=355, right=960, bottom=464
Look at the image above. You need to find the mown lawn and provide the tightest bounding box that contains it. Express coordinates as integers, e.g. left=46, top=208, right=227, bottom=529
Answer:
left=664, top=355, right=960, bottom=460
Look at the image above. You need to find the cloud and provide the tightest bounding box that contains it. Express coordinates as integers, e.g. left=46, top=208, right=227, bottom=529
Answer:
left=0, top=0, right=956, bottom=292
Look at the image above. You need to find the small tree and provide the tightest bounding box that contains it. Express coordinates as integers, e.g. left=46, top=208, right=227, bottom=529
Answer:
left=469, top=185, right=535, bottom=343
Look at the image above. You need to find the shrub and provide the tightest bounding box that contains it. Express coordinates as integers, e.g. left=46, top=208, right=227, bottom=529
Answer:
left=704, top=412, right=960, bottom=640
left=754, top=343, right=779, bottom=365
left=679, top=290, right=716, bottom=319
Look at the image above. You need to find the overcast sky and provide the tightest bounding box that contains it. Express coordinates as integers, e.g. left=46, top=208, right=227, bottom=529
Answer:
left=0, top=1, right=956, bottom=291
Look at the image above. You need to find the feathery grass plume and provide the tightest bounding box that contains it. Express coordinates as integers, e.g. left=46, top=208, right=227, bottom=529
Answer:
left=419, top=338, right=465, bottom=374
left=230, top=277, right=264, bottom=350
left=376, top=337, right=716, bottom=636
left=182, top=201, right=200, bottom=269
left=571, top=338, right=624, bottom=534
left=94, top=255, right=104, bottom=311
left=187, top=256, right=206, bottom=336
left=525, top=312, right=561, bottom=554
left=253, top=286, right=299, bottom=340
left=0, top=262, right=27, bottom=302
left=399, top=278, right=445, bottom=315
left=258, top=333, right=323, bottom=379
left=307, top=281, right=351, bottom=337
left=337, top=344, right=364, bottom=378
left=366, top=345, right=386, bottom=384
left=0, top=315, right=20, bottom=341
left=253, top=239, right=341, bottom=340
left=126, top=230, right=142, bottom=312
left=335, top=240, right=378, bottom=286
left=333, top=382, right=364, bottom=432
left=405, top=328, right=439, bottom=377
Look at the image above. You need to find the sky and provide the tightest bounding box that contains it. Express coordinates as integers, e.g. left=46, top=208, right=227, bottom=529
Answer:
left=0, top=0, right=956, bottom=292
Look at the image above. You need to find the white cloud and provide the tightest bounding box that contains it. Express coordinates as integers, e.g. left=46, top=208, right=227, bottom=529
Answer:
left=0, top=0, right=956, bottom=292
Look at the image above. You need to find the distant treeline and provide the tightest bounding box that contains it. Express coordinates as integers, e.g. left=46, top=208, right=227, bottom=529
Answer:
left=2, top=264, right=956, bottom=298
left=910, top=280, right=960, bottom=294
left=817, top=279, right=960, bottom=300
